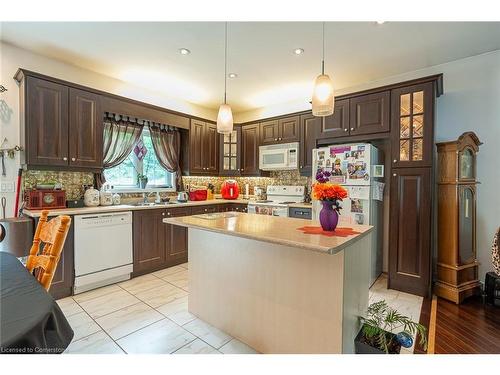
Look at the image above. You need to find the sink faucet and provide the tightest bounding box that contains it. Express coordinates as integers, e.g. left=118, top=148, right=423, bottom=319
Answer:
left=142, top=191, right=162, bottom=204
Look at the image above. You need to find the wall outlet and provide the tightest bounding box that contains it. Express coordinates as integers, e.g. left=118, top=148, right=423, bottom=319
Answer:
left=0, top=181, right=15, bottom=192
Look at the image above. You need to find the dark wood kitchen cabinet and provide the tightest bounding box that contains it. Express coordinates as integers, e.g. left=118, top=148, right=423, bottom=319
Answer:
left=391, top=82, right=434, bottom=168
left=69, top=88, right=103, bottom=168
left=388, top=167, right=432, bottom=297
left=24, top=76, right=69, bottom=167
left=299, top=113, right=320, bottom=175
left=133, top=209, right=167, bottom=274
left=241, top=123, right=261, bottom=176
left=318, top=99, right=350, bottom=139
left=189, top=119, right=219, bottom=175
left=260, top=116, right=300, bottom=144
left=17, top=73, right=104, bottom=171
left=349, top=91, right=390, bottom=136
left=219, top=126, right=242, bottom=176
left=133, top=207, right=191, bottom=276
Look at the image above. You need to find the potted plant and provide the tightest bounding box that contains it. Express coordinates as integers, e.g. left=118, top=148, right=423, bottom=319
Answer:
left=312, top=171, right=348, bottom=231
left=137, top=173, right=148, bottom=189
left=355, top=300, right=427, bottom=354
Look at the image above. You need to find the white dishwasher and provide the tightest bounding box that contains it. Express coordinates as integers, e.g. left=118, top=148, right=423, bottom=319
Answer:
left=74, top=211, right=133, bottom=294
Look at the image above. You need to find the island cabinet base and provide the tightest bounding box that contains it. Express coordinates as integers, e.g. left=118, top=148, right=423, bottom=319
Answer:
left=187, top=228, right=371, bottom=354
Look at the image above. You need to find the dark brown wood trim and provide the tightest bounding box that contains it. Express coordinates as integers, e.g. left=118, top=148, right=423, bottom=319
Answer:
left=316, top=131, right=391, bottom=146
left=414, top=295, right=433, bottom=354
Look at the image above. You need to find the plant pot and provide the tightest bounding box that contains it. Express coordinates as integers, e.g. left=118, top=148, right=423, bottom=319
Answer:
left=319, top=200, right=339, bottom=231
left=138, top=177, right=148, bottom=189
left=354, top=324, right=401, bottom=354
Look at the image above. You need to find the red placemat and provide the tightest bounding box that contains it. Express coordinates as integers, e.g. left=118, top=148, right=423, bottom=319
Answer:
left=297, top=226, right=361, bottom=237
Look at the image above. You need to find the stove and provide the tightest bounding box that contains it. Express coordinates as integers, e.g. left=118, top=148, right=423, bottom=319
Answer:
left=247, top=186, right=305, bottom=217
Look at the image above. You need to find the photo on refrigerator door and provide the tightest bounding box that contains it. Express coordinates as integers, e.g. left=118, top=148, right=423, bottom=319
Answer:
left=351, top=198, right=364, bottom=213
left=348, top=161, right=369, bottom=180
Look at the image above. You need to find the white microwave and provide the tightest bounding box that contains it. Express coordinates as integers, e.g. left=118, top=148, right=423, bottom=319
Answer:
left=259, top=142, right=299, bottom=171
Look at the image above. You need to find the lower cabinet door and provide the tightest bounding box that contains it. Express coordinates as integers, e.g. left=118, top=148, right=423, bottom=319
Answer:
left=133, top=210, right=166, bottom=274
left=165, top=207, right=191, bottom=266
left=388, top=167, right=431, bottom=297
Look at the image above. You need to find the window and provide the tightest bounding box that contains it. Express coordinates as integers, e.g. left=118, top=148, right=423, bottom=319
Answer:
left=105, top=129, right=175, bottom=191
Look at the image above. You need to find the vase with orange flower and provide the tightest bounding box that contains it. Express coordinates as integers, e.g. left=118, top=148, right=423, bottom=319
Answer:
left=312, top=172, right=348, bottom=231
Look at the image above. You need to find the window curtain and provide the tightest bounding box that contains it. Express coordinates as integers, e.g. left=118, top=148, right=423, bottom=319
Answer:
left=148, top=123, right=183, bottom=191
left=94, top=115, right=143, bottom=189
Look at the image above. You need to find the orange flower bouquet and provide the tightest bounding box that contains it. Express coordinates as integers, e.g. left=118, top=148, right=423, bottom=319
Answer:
left=312, top=182, right=348, bottom=231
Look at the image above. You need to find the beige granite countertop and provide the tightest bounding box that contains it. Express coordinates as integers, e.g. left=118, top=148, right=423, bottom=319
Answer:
left=22, top=198, right=253, bottom=217
left=163, top=212, right=372, bottom=255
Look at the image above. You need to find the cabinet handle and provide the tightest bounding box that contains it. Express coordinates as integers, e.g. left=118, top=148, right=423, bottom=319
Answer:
left=393, top=159, right=397, bottom=163
left=167, top=212, right=171, bottom=216
left=350, top=128, right=355, bottom=131
left=204, top=208, right=207, bottom=212
left=274, top=138, right=278, bottom=141
left=63, top=157, right=68, bottom=161
left=300, top=165, right=303, bottom=168
left=71, top=157, right=76, bottom=162
left=344, top=128, right=348, bottom=132
left=393, top=173, right=397, bottom=177
left=162, top=212, right=165, bottom=216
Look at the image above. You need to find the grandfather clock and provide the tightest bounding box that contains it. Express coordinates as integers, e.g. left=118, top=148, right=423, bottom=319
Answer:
left=435, top=132, right=482, bottom=304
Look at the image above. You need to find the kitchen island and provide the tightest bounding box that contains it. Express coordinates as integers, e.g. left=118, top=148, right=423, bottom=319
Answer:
left=163, top=212, right=372, bottom=354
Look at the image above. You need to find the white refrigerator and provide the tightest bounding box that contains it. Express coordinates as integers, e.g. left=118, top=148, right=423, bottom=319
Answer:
left=312, top=143, right=384, bottom=285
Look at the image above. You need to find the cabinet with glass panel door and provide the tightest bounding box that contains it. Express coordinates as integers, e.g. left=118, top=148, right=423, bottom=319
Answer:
left=391, top=82, right=434, bottom=168
left=219, top=126, right=242, bottom=176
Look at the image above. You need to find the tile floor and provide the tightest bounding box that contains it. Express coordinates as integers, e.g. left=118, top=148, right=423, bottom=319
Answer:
left=59, top=266, right=422, bottom=354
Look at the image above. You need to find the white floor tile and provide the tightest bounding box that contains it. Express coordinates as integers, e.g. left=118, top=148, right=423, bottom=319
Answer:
left=162, top=269, right=189, bottom=290
left=183, top=318, right=232, bottom=349
left=95, top=302, right=164, bottom=340
left=179, top=262, right=189, bottom=269
left=173, top=338, right=220, bottom=354
left=219, top=338, right=258, bottom=354
left=66, top=311, right=101, bottom=341
left=65, top=331, right=123, bottom=354
left=117, top=318, right=196, bottom=354
left=152, top=265, right=185, bottom=279
left=73, top=284, right=122, bottom=304
left=156, top=296, right=196, bottom=326
left=56, top=297, right=83, bottom=317
left=119, top=274, right=168, bottom=295
left=134, top=282, right=188, bottom=308
left=78, top=289, right=140, bottom=319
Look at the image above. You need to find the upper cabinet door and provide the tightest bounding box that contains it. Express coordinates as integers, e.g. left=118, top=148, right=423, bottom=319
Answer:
left=319, top=98, right=350, bottom=139
left=299, top=113, right=320, bottom=175
left=241, top=123, right=260, bottom=176
left=219, top=126, right=241, bottom=176
left=391, top=82, right=434, bottom=168
left=278, top=116, right=300, bottom=143
left=260, top=120, right=279, bottom=144
left=26, top=77, right=69, bottom=167
left=189, top=119, right=206, bottom=174
left=349, top=91, right=390, bottom=135
left=205, top=123, right=219, bottom=174
left=69, top=88, right=103, bottom=169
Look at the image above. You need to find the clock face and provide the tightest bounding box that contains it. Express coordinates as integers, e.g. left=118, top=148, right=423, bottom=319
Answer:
left=459, top=149, right=475, bottom=180
left=43, top=193, right=55, bottom=205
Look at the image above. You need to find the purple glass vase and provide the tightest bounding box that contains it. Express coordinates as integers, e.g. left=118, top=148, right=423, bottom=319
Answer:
left=319, top=200, right=339, bottom=231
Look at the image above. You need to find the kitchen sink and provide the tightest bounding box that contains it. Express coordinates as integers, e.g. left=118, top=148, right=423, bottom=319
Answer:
left=133, top=202, right=178, bottom=207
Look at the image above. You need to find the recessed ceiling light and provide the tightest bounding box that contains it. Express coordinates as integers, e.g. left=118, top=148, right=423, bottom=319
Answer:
left=294, top=48, right=304, bottom=55
left=376, top=21, right=386, bottom=25
left=228, top=73, right=238, bottom=78
left=179, top=48, right=191, bottom=55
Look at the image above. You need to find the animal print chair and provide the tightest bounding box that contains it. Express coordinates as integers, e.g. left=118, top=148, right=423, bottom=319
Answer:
left=493, top=227, right=500, bottom=276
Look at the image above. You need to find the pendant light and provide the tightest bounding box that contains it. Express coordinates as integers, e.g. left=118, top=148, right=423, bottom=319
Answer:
left=217, top=22, right=234, bottom=134
left=312, top=22, right=334, bottom=117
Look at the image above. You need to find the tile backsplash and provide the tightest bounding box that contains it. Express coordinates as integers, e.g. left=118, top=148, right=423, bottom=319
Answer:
left=23, top=169, right=311, bottom=200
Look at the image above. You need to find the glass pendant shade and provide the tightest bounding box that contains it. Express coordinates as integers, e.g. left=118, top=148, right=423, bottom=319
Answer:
left=312, top=73, right=335, bottom=116
left=217, top=103, right=233, bottom=134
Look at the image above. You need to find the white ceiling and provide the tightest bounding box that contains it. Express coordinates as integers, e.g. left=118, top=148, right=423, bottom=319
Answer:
left=2, top=22, right=500, bottom=113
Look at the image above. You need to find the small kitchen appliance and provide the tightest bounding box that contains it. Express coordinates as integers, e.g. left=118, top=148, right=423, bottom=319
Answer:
left=24, top=189, right=66, bottom=210
left=259, top=142, right=299, bottom=171
left=221, top=180, right=240, bottom=199
left=247, top=185, right=305, bottom=217
left=189, top=188, right=208, bottom=201
left=177, top=191, right=189, bottom=202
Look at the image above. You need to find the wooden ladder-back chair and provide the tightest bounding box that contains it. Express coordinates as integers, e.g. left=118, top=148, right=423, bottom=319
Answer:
left=26, top=210, right=71, bottom=291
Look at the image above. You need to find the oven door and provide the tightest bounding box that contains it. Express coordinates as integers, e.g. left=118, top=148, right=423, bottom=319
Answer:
left=259, top=148, right=289, bottom=170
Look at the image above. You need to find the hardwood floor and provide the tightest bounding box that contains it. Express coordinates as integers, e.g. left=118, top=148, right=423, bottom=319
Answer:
left=431, top=296, right=500, bottom=354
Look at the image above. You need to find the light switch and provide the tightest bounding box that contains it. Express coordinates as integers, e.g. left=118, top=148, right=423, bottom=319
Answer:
left=0, top=181, right=15, bottom=192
